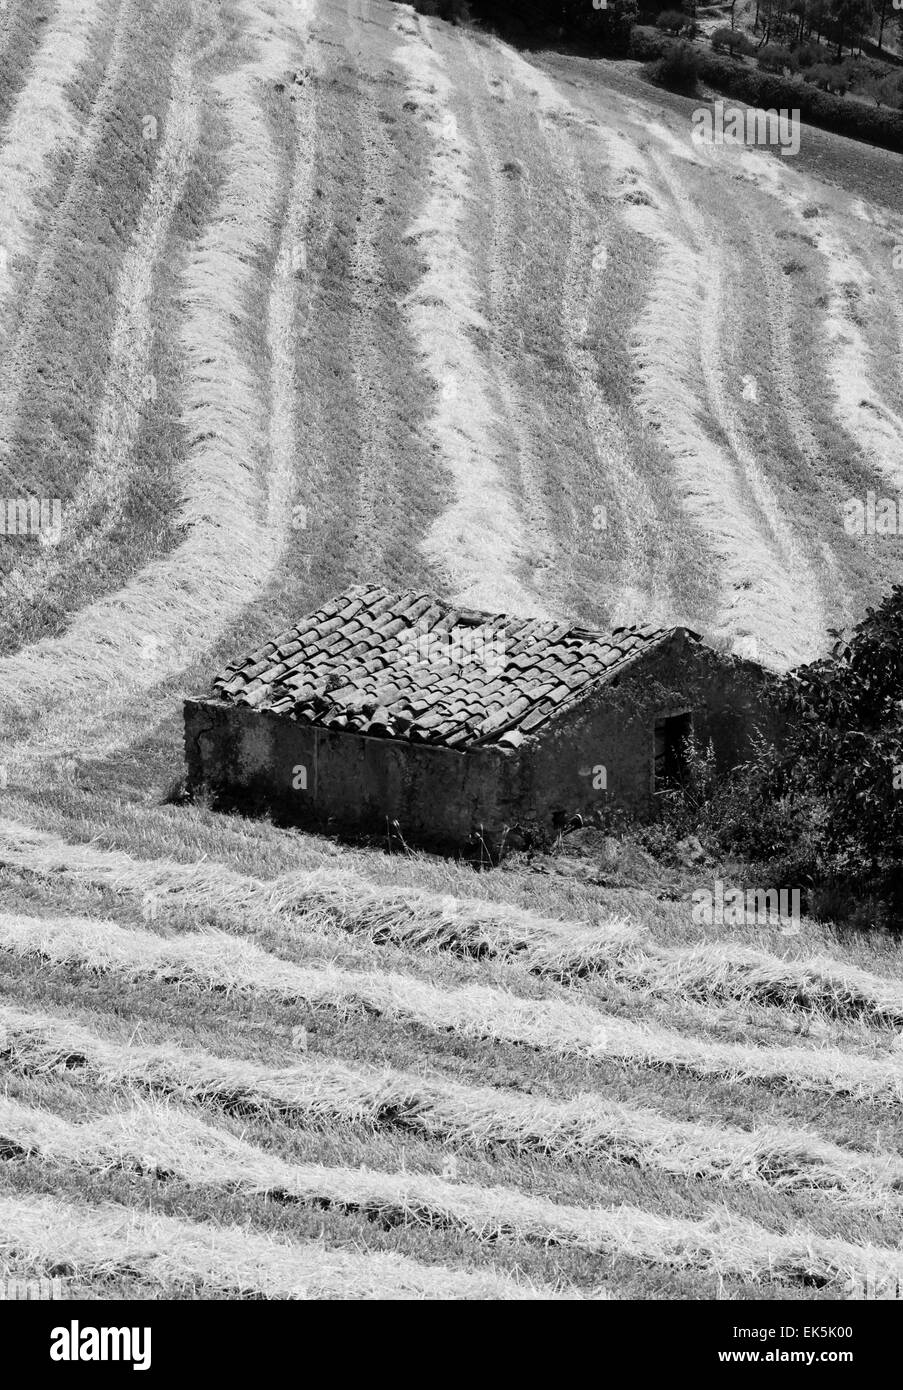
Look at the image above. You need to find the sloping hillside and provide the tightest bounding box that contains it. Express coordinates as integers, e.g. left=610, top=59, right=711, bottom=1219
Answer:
left=0, top=0, right=902, bottom=1300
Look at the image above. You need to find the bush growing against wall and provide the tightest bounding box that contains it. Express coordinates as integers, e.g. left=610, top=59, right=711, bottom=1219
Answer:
left=654, top=588, right=903, bottom=928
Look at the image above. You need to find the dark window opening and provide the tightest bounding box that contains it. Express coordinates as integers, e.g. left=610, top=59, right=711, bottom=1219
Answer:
left=654, top=712, right=692, bottom=790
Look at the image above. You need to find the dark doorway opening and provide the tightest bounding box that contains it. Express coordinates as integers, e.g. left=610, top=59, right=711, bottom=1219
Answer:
left=654, top=712, right=692, bottom=791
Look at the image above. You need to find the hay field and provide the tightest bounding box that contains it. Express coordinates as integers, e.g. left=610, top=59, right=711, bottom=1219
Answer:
left=0, top=0, right=902, bottom=1299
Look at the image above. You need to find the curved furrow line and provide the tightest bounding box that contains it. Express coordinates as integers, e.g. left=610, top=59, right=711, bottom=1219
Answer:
left=846, top=202, right=903, bottom=473
left=619, top=160, right=804, bottom=667
left=450, top=36, right=570, bottom=618
left=743, top=150, right=903, bottom=493
left=0, top=38, right=202, bottom=639
left=345, top=89, right=393, bottom=577
left=645, top=145, right=827, bottom=662
left=392, top=8, right=544, bottom=617
left=264, top=42, right=319, bottom=544
left=674, top=131, right=878, bottom=633
left=728, top=188, right=854, bottom=635
left=644, top=122, right=828, bottom=488
left=0, top=0, right=317, bottom=769
left=491, top=45, right=812, bottom=664
left=4, top=1096, right=903, bottom=1289
left=4, top=910, right=903, bottom=1103
left=0, top=0, right=60, bottom=132
left=559, top=159, right=665, bottom=628
left=0, top=0, right=109, bottom=367
left=5, top=1000, right=903, bottom=1200
left=589, top=147, right=803, bottom=656
left=491, top=43, right=664, bottom=626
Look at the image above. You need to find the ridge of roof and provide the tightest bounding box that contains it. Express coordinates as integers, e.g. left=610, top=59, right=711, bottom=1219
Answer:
left=209, top=586, right=697, bottom=748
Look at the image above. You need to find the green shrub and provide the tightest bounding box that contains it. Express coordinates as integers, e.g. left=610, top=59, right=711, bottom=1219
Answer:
left=656, top=587, right=903, bottom=926
left=647, top=39, right=701, bottom=92
left=875, top=73, right=903, bottom=109
left=757, top=43, right=795, bottom=73
left=711, top=25, right=753, bottom=55
left=805, top=62, right=848, bottom=94
left=656, top=9, right=689, bottom=34
left=793, top=41, right=820, bottom=68
left=628, top=30, right=903, bottom=153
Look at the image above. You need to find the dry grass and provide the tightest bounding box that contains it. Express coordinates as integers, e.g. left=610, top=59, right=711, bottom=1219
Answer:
left=3, top=912, right=901, bottom=1102
left=3, top=1002, right=902, bottom=1200
left=4, top=819, right=901, bottom=1027
left=394, top=7, right=541, bottom=616
left=0, top=0, right=104, bottom=358
left=0, top=0, right=310, bottom=760
left=0, top=37, right=202, bottom=635
left=744, top=148, right=903, bottom=493
left=4, top=0, right=903, bottom=1301
left=0, top=1190, right=558, bottom=1300
left=4, top=1093, right=901, bottom=1288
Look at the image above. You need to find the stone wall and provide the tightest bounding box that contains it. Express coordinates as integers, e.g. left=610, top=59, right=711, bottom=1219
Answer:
left=184, top=634, right=787, bottom=851
left=521, top=632, right=788, bottom=826
left=184, top=698, right=526, bottom=852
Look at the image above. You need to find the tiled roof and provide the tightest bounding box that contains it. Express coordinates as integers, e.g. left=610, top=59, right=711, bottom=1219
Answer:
left=210, top=586, right=688, bottom=749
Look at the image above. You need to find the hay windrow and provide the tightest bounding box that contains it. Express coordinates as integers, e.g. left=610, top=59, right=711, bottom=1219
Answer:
left=0, top=0, right=106, bottom=357
left=393, top=7, right=541, bottom=617
left=2, top=818, right=901, bottom=1029
left=0, top=1189, right=559, bottom=1300
left=2, top=1094, right=900, bottom=1288
left=0, top=38, right=202, bottom=635
left=2, top=912, right=901, bottom=1102
left=3, top=1002, right=902, bottom=1199
left=0, top=0, right=316, bottom=764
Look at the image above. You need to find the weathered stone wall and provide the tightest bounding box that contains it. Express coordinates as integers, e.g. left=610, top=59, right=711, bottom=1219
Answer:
left=185, top=635, right=787, bottom=850
left=520, top=633, right=788, bottom=826
left=184, top=699, right=527, bottom=851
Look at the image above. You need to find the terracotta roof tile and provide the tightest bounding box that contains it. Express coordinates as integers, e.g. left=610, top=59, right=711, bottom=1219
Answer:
left=209, top=586, right=695, bottom=749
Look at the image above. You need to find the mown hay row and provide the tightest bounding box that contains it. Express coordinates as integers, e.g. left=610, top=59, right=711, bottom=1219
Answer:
left=393, top=6, right=541, bottom=616
left=646, top=142, right=827, bottom=654
left=0, top=0, right=313, bottom=747
left=0, top=0, right=106, bottom=353
left=453, top=37, right=566, bottom=614
left=3, top=818, right=902, bottom=1028
left=496, top=44, right=812, bottom=669
left=0, top=35, right=203, bottom=640
left=741, top=147, right=903, bottom=493
left=3, top=1004, right=902, bottom=1197
left=0, top=816, right=635, bottom=973
left=3, top=1096, right=900, bottom=1290
left=2, top=913, right=901, bottom=1102
left=0, top=1190, right=558, bottom=1300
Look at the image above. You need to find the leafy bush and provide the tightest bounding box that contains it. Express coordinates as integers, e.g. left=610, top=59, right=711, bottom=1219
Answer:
left=648, top=39, right=701, bottom=92
left=711, top=25, right=753, bottom=55
left=415, top=0, right=472, bottom=19
left=875, top=73, right=903, bottom=109
left=629, top=23, right=669, bottom=60
left=413, top=0, right=638, bottom=54
left=793, top=42, right=820, bottom=68
left=656, top=9, right=689, bottom=34
left=757, top=43, right=795, bottom=74
left=806, top=62, right=849, bottom=94
left=628, top=30, right=903, bottom=153
left=656, top=587, right=903, bottom=926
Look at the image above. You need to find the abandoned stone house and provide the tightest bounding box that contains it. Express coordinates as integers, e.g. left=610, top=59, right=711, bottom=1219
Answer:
left=184, top=584, right=785, bottom=852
